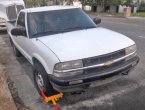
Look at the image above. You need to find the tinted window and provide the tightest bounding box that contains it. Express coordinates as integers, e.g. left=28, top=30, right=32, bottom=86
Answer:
left=27, top=8, right=96, bottom=38
left=17, top=12, right=25, bottom=28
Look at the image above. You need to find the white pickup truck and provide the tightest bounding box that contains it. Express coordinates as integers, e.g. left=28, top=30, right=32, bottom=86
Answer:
left=0, top=0, right=24, bottom=30
left=7, top=6, right=139, bottom=96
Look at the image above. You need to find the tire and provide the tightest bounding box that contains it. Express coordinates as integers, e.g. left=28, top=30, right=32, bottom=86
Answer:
left=10, top=38, right=22, bottom=57
left=33, top=62, right=58, bottom=97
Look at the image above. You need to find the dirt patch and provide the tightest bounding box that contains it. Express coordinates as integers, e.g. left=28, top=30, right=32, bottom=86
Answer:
left=7, top=77, right=29, bottom=110
left=0, top=64, right=16, bottom=110
left=0, top=41, right=8, bottom=65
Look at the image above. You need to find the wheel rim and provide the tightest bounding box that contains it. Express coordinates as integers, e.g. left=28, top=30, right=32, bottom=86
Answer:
left=35, top=71, right=44, bottom=91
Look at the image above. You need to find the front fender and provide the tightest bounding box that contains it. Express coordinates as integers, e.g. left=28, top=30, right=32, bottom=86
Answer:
left=32, top=53, right=51, bottom=74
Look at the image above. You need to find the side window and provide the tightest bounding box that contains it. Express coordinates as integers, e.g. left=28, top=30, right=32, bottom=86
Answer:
left=17, top=12, right=25, bottom=28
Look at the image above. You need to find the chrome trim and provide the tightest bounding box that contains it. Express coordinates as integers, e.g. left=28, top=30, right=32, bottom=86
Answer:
left=54, top=51, right=137, bottom=73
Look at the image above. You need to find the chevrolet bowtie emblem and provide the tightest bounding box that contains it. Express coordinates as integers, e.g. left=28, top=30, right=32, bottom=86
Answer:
left=104, top=60, right=113, bottom=66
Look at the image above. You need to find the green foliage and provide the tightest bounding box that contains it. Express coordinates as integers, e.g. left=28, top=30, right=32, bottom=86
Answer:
left=107, top=0, right=122, bottom=6
left=25, top=0, right=47, bottom=7
left=113, top=13, right=124, bottom=16
left=64, top=0, right=74, bottom=5
left=113, top=12, right=145, bottom=17
left=138, top=1, right=145, bottom=11
left=123, top=0, right=133, bottom=6
left=132, top=12, right=145, bottom=17
left=80, top=0, right=122, bottom=6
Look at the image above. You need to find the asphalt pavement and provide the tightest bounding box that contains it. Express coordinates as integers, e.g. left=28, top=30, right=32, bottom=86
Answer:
left=1, top=16, right=145, bottom=110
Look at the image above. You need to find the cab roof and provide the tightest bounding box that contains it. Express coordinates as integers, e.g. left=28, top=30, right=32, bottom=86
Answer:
left=22, top=6, right=79, bottom=13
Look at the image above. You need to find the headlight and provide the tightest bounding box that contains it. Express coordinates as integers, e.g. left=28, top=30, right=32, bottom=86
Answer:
left=54, top=60, right=83, bottom=77
left=125, top=44, right=136, bottom=55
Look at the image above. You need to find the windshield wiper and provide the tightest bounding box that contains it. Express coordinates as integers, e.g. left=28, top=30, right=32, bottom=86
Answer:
left=63, top=26, right=85, bottom=30
left=85, top=26, right=96, bottom=29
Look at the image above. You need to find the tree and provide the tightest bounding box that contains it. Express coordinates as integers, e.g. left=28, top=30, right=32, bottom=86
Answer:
left=80, top=0, right=122, bottom=7
left=138, top=1, right=145, bottom=11
left=123, top=0, right=133, bottom=6
left=25, top=0, right=47, bottom=7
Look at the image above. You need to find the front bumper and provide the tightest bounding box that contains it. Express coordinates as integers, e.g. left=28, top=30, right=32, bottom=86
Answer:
left=49, top=56, right=139, bottom=92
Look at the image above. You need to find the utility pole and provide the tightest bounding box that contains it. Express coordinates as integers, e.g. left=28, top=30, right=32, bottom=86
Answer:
left=101, top=0, right=105, bottom=12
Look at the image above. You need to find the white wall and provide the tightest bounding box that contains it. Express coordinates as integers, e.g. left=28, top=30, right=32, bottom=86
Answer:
left=73, top=1, right=82, bottom=8
left=119, top=5, right=126, bottom=13
left=119, top=5, right=137, bottom=13
left=134, top=7, right=137, bottom=13
left=84, top=5, right=91, bottom=11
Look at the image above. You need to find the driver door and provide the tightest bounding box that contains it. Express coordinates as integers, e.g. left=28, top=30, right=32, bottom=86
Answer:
left=14, top=12, right=31, bottom=61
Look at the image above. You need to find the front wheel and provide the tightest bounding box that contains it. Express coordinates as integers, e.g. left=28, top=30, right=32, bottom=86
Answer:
left=33, top=62, right=58, bottom=97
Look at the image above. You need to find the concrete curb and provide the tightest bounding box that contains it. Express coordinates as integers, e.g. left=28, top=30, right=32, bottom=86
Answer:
left=127, top=16, right=145, bottom=19
left=102, top=15, right=125, bottom=18
left=104, top=16, right=145, bottom=20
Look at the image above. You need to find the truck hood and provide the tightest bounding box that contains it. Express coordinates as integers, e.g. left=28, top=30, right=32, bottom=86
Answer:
left=38, top=27, right=135, bottom=62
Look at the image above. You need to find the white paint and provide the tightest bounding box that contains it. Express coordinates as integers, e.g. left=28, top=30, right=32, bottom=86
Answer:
left=24, top=6, right=79, bottom=13
left=62, top=79, right=145, bottom=109
left=138, top=36, right=145, bottom=38
left=62, top=89, right=126, bottom=109
left=39, top=27, right=135, bottom=62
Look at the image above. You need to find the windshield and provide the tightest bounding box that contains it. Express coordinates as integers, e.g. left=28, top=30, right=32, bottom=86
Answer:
left=27, top=8, right=96, bottom=38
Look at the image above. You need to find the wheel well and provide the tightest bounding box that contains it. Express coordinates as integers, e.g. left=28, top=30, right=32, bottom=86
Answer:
left=32, top=57, right=49, bottom=75
left=9, top=37, right=13, bottom=45
left=32, top=57, right=41, bottom=66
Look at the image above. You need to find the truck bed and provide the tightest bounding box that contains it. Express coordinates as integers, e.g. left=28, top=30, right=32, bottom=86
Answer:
left=6, top=20, right=16, bottom=33
left=7, top=20, right=16, bottom=26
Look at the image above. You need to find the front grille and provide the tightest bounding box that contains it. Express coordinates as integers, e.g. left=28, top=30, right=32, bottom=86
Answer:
left=83, top=49, right=125, bottom=67
left=83, top=49, right=126, bottom=74
left=85, top=60, right=125, bottom=74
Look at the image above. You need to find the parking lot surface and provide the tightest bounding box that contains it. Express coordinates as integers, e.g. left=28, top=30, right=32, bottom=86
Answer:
left=1, top=16, right=145, bottom=110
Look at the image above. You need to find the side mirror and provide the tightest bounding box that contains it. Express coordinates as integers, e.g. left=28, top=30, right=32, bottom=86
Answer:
left=93, top=17, right=101, bottom=25
left=11, top=27, right=26, bottom=36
